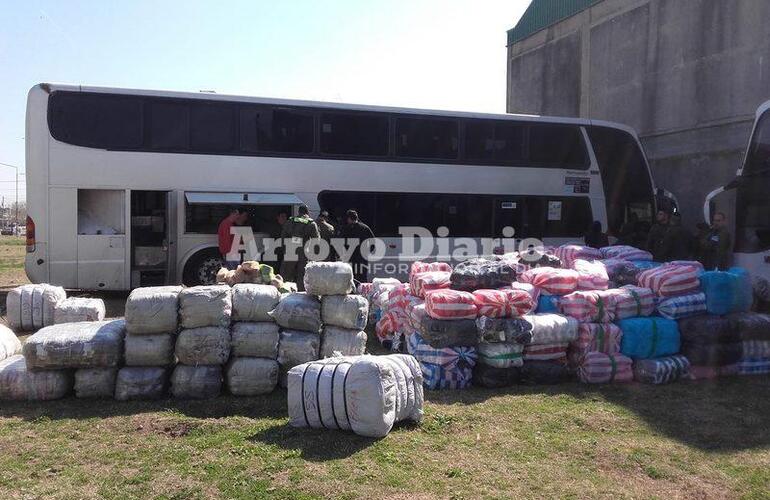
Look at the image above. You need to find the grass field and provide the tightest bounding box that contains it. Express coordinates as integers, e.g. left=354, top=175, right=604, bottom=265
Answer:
left=1, top=376, right=769, bottom=499
left=0, top=236, right=28, bottom=288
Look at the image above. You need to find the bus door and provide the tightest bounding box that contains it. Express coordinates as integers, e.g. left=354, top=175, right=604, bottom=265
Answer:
left=76, top=189, right=128, bottom=290
left=130, top=190, right=176, bottom=288
left=493, top=197, right=525, bottom=243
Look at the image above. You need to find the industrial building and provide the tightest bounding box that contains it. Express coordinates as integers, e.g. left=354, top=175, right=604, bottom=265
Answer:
left=507, top=0, right=770, bottom=227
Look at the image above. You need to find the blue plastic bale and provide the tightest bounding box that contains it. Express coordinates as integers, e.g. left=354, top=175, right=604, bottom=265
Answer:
left=536, top=295, right=560, bottom=313
left=618, top=317, right=680, bottom=360
left=700, top=268, right=753, bottom=315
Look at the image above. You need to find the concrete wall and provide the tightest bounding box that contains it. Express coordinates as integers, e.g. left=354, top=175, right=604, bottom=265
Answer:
left=507, top=0, right=770, bottom=228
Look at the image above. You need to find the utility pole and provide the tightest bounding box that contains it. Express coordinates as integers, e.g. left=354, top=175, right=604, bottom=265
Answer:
left=0, top=162, right=21, bottom=232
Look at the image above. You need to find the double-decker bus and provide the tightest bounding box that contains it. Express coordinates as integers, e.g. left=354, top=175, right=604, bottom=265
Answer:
left=25, top=83, right=662, bottom=289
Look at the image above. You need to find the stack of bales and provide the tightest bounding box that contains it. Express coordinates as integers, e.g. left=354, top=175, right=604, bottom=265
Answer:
left=119, top=286, right=182, bottom=400
left=227, top=283, right=281, bottom=396
left=7, top=283, right=106, bottom=331
left=172, top=285, right=232, bottom=399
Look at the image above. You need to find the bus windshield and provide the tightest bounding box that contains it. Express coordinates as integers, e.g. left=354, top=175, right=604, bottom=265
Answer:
left=735, top=109, right=770, bottom=252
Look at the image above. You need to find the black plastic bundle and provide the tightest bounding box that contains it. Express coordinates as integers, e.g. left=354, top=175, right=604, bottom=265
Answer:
left=473, top=364, right=521, bottom=388
left=450, top=259, right=517, bottom=291
left=520, top=361, right=571, bottom=385
left=612, top=262, right=642, bottom=286
left=678, top=314, right=742, bottom=367
left=475, top=316, right=533, bottom=344
left=726, top=312, right=770, bottom=341
left=419, top=316, right=478, bottom=348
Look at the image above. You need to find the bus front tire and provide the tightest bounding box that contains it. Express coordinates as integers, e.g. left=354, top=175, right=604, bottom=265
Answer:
left=182, top=249, right=224, bottom=287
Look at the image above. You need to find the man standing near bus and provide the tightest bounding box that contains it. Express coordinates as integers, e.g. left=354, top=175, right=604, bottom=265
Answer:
left=218, top=207, right=248, bottom=270
left=646, top=210, right=670, bottom=261
left=339, top=209, right=375, bottom=283
left=316, top=210, right=335, bottom=261
left=701, top=211, right=733, bottom=270
left=280, top=205, right=320, bottom=290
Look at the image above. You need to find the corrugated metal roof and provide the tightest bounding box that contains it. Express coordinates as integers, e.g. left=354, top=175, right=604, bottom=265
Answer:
left=507, top=0, right=602, bottom=46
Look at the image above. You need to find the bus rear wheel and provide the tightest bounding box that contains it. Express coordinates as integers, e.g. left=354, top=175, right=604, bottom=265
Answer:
left=183, top=249, right=224, bottom=286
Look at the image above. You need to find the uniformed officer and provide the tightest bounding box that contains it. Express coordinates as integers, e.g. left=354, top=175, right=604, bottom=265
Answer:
left=279, top=205, right=320, bottom=290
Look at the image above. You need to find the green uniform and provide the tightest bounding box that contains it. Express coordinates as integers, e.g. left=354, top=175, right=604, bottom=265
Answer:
left=279, top=215, right=320, bottom=290
left=702, top=227, right=732, bottom=270
left=646, top=223, right=668, bottom=261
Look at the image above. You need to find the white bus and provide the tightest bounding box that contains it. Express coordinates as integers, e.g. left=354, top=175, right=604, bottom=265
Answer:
left=705, top=100, right=770, bottom=281
left=25, top=83, right=663, bottom=289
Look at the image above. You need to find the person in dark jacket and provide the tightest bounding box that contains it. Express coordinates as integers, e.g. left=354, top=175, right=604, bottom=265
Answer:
left=279, top=205, right=320, bottom=290
left=339, top=209, right=375, bottom=283
left=315, top=210, right=336, bottom=261
left=647, top=210, right=670, bottom=260
left=658, top=213, right=692, bottom=261
left=584, top=221, right=609, bottom=249
left=700, top=211, right=733, bottom=270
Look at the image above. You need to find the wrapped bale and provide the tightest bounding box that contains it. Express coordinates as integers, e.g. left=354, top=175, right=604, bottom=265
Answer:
left=633, top=355, right=690, bottom=384
left=726, top=312, right=770, bottom=341
left=175, top=327, right=231, bottom=365
left=0, top=325, right=22, bottom=362
left=554, top=244, right=602, bottom=268
left=277, top=330, right=320, bottom=371
left=226, top=357, right=279, bottom=396
left=425, top=289, right=478, bottom=320
left=0, top=355, right=71, bottom=400
left=618, top=317, right=680, bottom=360
left=74, top=367, right=117, bottom=398
left=114, top=367, right=168, bottom=400
left=268, top=293, right=322, bottom=332
left=472, top=364, right=521, bottom=388
left=171, top=365, right=222, bottom=399
left=477, top=342, right=524, bottom=369
left=518, top=267, right=579, bottom=296
left=179, top=285, right=232, bottom=329
left=231, top=322, right=279, bottom=358
left=124, top=333, right=175, bottom=366
left=53, top=297, right=106, bottom=324
left=678, top=315, right=741, bottom=345
left=656, top=293, right=707, bottom=320
left=572, top=259, right=610, bottom=291
left=523, top=342, right=569, bottom=362
left=320, top=326, right=367, bottom=357
left=321, top=295, right=369, bottom=330
left=231, top=283, right=280, bottom=322
left=536, top=295, right=560, bottom=314
left=569, top=323, right=622, bottom=366
left=124, top=286, right=182, bottom=334
left=607, top=286, right=656, bottom=320
left=559, top=290, right=616, bottom=323
left=577, top=352, right=633, bottom=384
left=700, top=268, right=753, bottom=315
left=637, top=263, right=701, bottom=297
left=683, top=343, right=742, bottom=367
left=599, top=245, right=653, bottom=261
left=6, top=284, right=67, bottom=331
left=407, top=332, right=476, bottom=390
left=520, top=361, right=570, bottom=385
left=288, top=354, right=424, bottom=438
left=525, top=313, right=579, bottom=344
left=475, top=316, right=533, bottom=345
left=411, top=271, right=452, bottom=298
left=450, top=259, right=517, bottom=291
left=735, top=358, right=770, bottom=376
left=411, top=261, right=452, bottom=275
left=741, top=340, right=770, bottom=359
left=509, top=282, right=540, bottom=302
left=418, top=316, right=478, bottom=348
left=303, top=261, right=355, bottom=296
left=23, top=320, right=125, bottom=369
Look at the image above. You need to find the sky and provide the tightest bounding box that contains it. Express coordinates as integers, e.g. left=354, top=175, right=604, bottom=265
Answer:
left=0, top=0, right=531, bottom=203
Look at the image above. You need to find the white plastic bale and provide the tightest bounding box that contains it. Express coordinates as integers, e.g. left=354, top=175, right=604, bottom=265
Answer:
left=524, top=313, right=579, bottom=345
left=179, top=285, right=232, bottom=329
left=303, top=262, right=355, bottom=296
left=23, top=320, right=126, bottom=369
left=74, top=367, right=117, bottom=398
left=287, top=354, right=423, bottom=438
left=231, top=284, right=280, bottom=322
left=321, top=295, right=369, bottom=330
left=320, top=326, right=367, bottom=358
left=6, top=284, right=67, bottom=331
left=175, top=327, right=231, bottom=365
left=171, top=365, right=222, bottom=399
left=226, top=357, right=279, bottom=396
left=124, top=333, right=175, bottom=366
left=268, top=293, right=322, bottom=332
left=114, top=367, right=168, bottom=401
left=231, top=322, right=279, bottom=358
left=0, top=355, right=72, bottom=401
left=0, top=325, right=22, bottom=362
left=277, top=330, right=320, bottom=372
left=54, top=297, right=106, bottom=324
left=124, top=286, right=182, bottom=334
left=477, top=342, right=524, bottom=369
